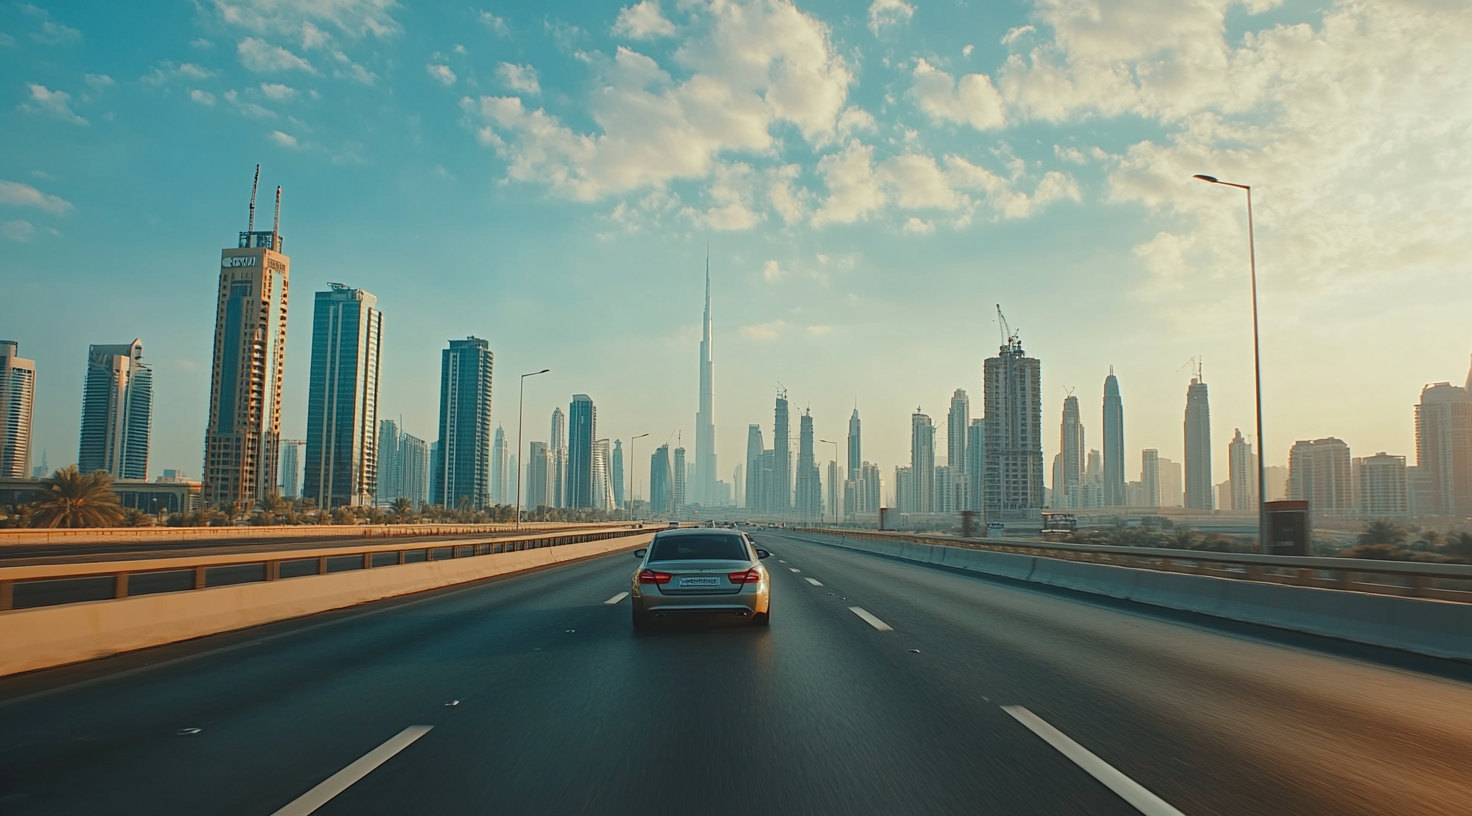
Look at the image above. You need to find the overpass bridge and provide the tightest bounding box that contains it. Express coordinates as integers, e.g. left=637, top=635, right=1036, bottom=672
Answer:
left=1, top=525, right=1470, bottom=815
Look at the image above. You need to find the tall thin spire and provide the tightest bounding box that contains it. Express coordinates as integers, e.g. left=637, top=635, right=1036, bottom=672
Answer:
left=695, top=247, right=717, bottom=507
left=247, top=164, right=259, bottom=233
left=272, top=185, right=281, bottom=237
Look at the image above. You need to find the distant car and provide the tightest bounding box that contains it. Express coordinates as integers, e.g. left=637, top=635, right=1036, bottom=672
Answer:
left=667, top=521, right=679, bottom=529
left=630, top=529, right=772, bottom=628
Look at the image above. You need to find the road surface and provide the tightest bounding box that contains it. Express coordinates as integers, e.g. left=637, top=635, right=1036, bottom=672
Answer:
left=2, top=529, right=1469, bottom=815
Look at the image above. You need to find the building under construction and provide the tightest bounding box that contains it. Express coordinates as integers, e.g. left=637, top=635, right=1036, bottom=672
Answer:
left=983, top=307, right=1044, bottom=519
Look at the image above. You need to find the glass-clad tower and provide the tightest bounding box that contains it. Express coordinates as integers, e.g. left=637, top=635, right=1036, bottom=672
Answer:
left=78, top=339, right=152, bottom=480
left=303, top=284, right=382, bottom=508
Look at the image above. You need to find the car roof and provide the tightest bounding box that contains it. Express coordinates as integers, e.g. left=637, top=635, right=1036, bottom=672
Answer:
left=653, top=528, right=744, bottom=538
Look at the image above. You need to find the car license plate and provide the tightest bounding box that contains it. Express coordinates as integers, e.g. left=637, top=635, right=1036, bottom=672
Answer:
left=679, top=576, right=721, bottom=587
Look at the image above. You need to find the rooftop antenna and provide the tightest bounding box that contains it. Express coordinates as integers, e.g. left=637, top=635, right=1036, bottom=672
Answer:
left=1063, top=386, right=1075, bottom=398
left=272, top=185, right=281, bottom=239
left=247, top=164, right=259, bottom=233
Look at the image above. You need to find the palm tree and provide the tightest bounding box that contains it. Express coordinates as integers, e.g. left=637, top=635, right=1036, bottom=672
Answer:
left=119, top=507, right=156, bottom=527
left=1357, top=519, right=1407, bottom=547
left=1164, top=528, right=1202, bottom=550
left=389, top=497, right=415, bottom=522
left=28, top=466, right=125, bottom=528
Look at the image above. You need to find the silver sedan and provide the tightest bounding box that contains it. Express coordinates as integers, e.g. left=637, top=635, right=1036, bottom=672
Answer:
left=630, top=529, right=772, bottom=628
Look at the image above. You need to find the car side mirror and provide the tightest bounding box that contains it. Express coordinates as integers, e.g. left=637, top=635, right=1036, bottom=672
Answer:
left=633, top=549, right=647, bottom=558
left=755, top=549, right=771, bottom=559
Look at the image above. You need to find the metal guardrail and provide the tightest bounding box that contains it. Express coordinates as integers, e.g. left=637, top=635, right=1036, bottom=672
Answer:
left=0, top=521, right=628, bottom=546
left=0, top=526, right=650, bottom=612
left=807, top=528, right=1472, bottom=604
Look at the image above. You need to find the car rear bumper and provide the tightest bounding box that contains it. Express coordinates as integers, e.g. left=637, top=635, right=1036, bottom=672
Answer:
left=632, top=586, right=769, bottom=616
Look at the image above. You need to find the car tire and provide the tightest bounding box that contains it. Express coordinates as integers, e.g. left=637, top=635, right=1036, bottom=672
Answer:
left=632, top=607, right=652, bottom=629
left=751, top=609, right=770, bottom=626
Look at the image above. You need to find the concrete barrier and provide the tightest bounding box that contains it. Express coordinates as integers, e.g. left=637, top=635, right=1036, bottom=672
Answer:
left=0, top=531, right=653, bottom=678
left=816, top=532, right=1472, bottom=661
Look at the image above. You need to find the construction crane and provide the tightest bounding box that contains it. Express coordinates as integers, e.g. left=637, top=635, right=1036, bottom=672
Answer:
left=996, top=304, right=1021, bottom=352
left=1177, top=356, right=1204, bottom=382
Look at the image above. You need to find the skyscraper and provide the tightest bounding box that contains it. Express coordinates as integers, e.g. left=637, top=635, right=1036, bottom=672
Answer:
left=568, top=395, right=596, bottom=508
left=278, top=439, right=304, bottom=499
left=911, top=408, right=935, bottom=514
left=1058, top=395, right=1084, bottom=509
left=1102, top=370, right=1126, bottom=507
left=592, top=438, right=614, bottom=510
left=399, top=432, right=429, bottom=507
left=611, top=439, right=625, bottom=508
left=984, top=330, right=1044, bottom=517
left=796, top=409, right=821, bottom=520
left=303, top=284, right=382, bottom=509
left=745, top=424, right=765, bottom=513
left=650, top=444, right=672, bottom=515
left=203, top=170, right=289, bottom=508
left=1289, top=438, right=1354, bottom=518
left=847, top=408, right=861, bottom=481
left=551, top=407, right=567, bottom=508
left=0, top=341, right=35, bottom=479
left=946, top=389, right=969, bottom=513
left=376, top=419, right=401, bottom=505
left=526, top=441, right=550, bottom=509
left=1183, top=375, right=1213, bottom=510
left=773, top=390, right=791, bottom=514
left=1415, top=365, right=1472, bottom=518
left=1141, top=449, right=1160, bottom=508
left=1356, top=452, right=1408, bottom=519
left=694, top=256, right=717, bottom=506
left=1228, top=428, right=1258, bottom=512
left=491, top=425, right=508, bottom=505
left=78, top=339, right=152, bottom=480
left=861, top=461, right=882, bottom=514
left=432, top=336, right=493, bottom=510
left=672, top=444, right=687, bottom=509
left=966, top=418, right=985, bottom=512
left=733, top=464, right=744, bottom=507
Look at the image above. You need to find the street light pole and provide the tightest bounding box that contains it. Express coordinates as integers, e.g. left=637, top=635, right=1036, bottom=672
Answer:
left=628, top=432, right=649, bottom=523
left=820, top=439, right=840, bottom=525
left=1194, top=174, right=1267, bottom=553
left=515, top=368, right=550, bottom=530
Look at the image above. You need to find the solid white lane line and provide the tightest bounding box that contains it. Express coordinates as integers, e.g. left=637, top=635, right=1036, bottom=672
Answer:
left=848, top=606, right=893, bottom=631
left=604, top=591, right=630, bottom=605
left=804, top=577, right=823, bottom=586
left=1001, top=706, right=1187, bottom=816
left=789, top=567, right=801, bottom=573
left=270, top=725, right=433, bottom=816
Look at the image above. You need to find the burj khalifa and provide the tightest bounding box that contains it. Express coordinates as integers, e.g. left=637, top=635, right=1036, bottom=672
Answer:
left=694, top=256, right=717, bottom=506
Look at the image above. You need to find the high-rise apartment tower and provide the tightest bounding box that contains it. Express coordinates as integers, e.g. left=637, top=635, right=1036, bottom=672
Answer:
left=1102, top=370, right=1126, bottom=507
left=78, top=339, right=152, bottom=480
left=432, top=337, right=493, bottom=509
left=1183, top=375, right=1213, bottom=510
left=303, top=284, right=382, bottom=508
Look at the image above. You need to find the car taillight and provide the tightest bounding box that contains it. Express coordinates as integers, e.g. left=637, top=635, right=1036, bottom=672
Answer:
left=639, top=569, right=672, bottom=585
left=728, top=569, right=761, bottom=584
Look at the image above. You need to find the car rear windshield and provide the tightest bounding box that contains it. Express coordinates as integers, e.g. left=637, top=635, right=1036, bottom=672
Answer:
left=649, top=535, right=749, bottom=561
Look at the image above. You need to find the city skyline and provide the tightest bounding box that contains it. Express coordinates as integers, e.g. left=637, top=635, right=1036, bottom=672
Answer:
left=3, top=1, right=1469, bottom=505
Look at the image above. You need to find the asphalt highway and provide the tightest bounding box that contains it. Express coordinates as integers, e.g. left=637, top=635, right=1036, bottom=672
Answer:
left=2, top=529, right=1470, bottom=815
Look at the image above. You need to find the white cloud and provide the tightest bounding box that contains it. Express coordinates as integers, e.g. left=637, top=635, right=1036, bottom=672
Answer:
left=496, top=63, right=539, bottom=95
left=32, top=20, right=81, bottom=46
left=332, top=52, right=377, bottom=84
left=0, top=179, right=73, bottom=213
left=806, top=324, right=833, bottom=336
left=962, top=44, right=973, bottom=57
left=902, top=217, right=933, bottom=234
left=191, top=37, right=214, bottom=48
left=868, top=0, right=915, bottom=35
left=478, top=11, right=509, bottom=36
left=269, top=130, right=300, bottom=148
left=191, top=89, right=217, bottom=106
left=466, top=1, right=852, bottom=203
left=84, top=74, right=115, bottom=91
left=740, top=319, right=790, bottom=339
left=613, top=1, right=676, bottom=39
left=762, top=259, right=783, bottom=281
left=19, top=84, right=87, bottom=125
left=683, top=162, right=763, bottom=230
left=224, top=90, right=275, bottom=118
left=260, top=82, right=296, bottom=100
left=909, top=58, right=1005, bottom=130
left=210, top=0, right=399, bottom=39
left=427, top=64, right=457, bottom=86
left=2, top=220, right=36, bottom=242
left=995, top=0, right=1472, bottom=310
left=238, top=37, right=315, bottom=73
left=142, top=61, right=215, bottom=85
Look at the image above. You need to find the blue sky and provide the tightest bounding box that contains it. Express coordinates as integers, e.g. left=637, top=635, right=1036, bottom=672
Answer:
left=2, top=0, right=1469, bottom=495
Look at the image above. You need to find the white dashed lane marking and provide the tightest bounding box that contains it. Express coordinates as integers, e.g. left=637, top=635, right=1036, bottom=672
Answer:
left=604, top=592, right=629, bottom=605
left=1002, top=706, right=1188, bottom=816
left=789, top=568, right=801, bottom=573
left=270, top=726, right=433, bottom=816
left=804, top=578, right=823, bottom=586
left=848, top=607, right=893, bottom=631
